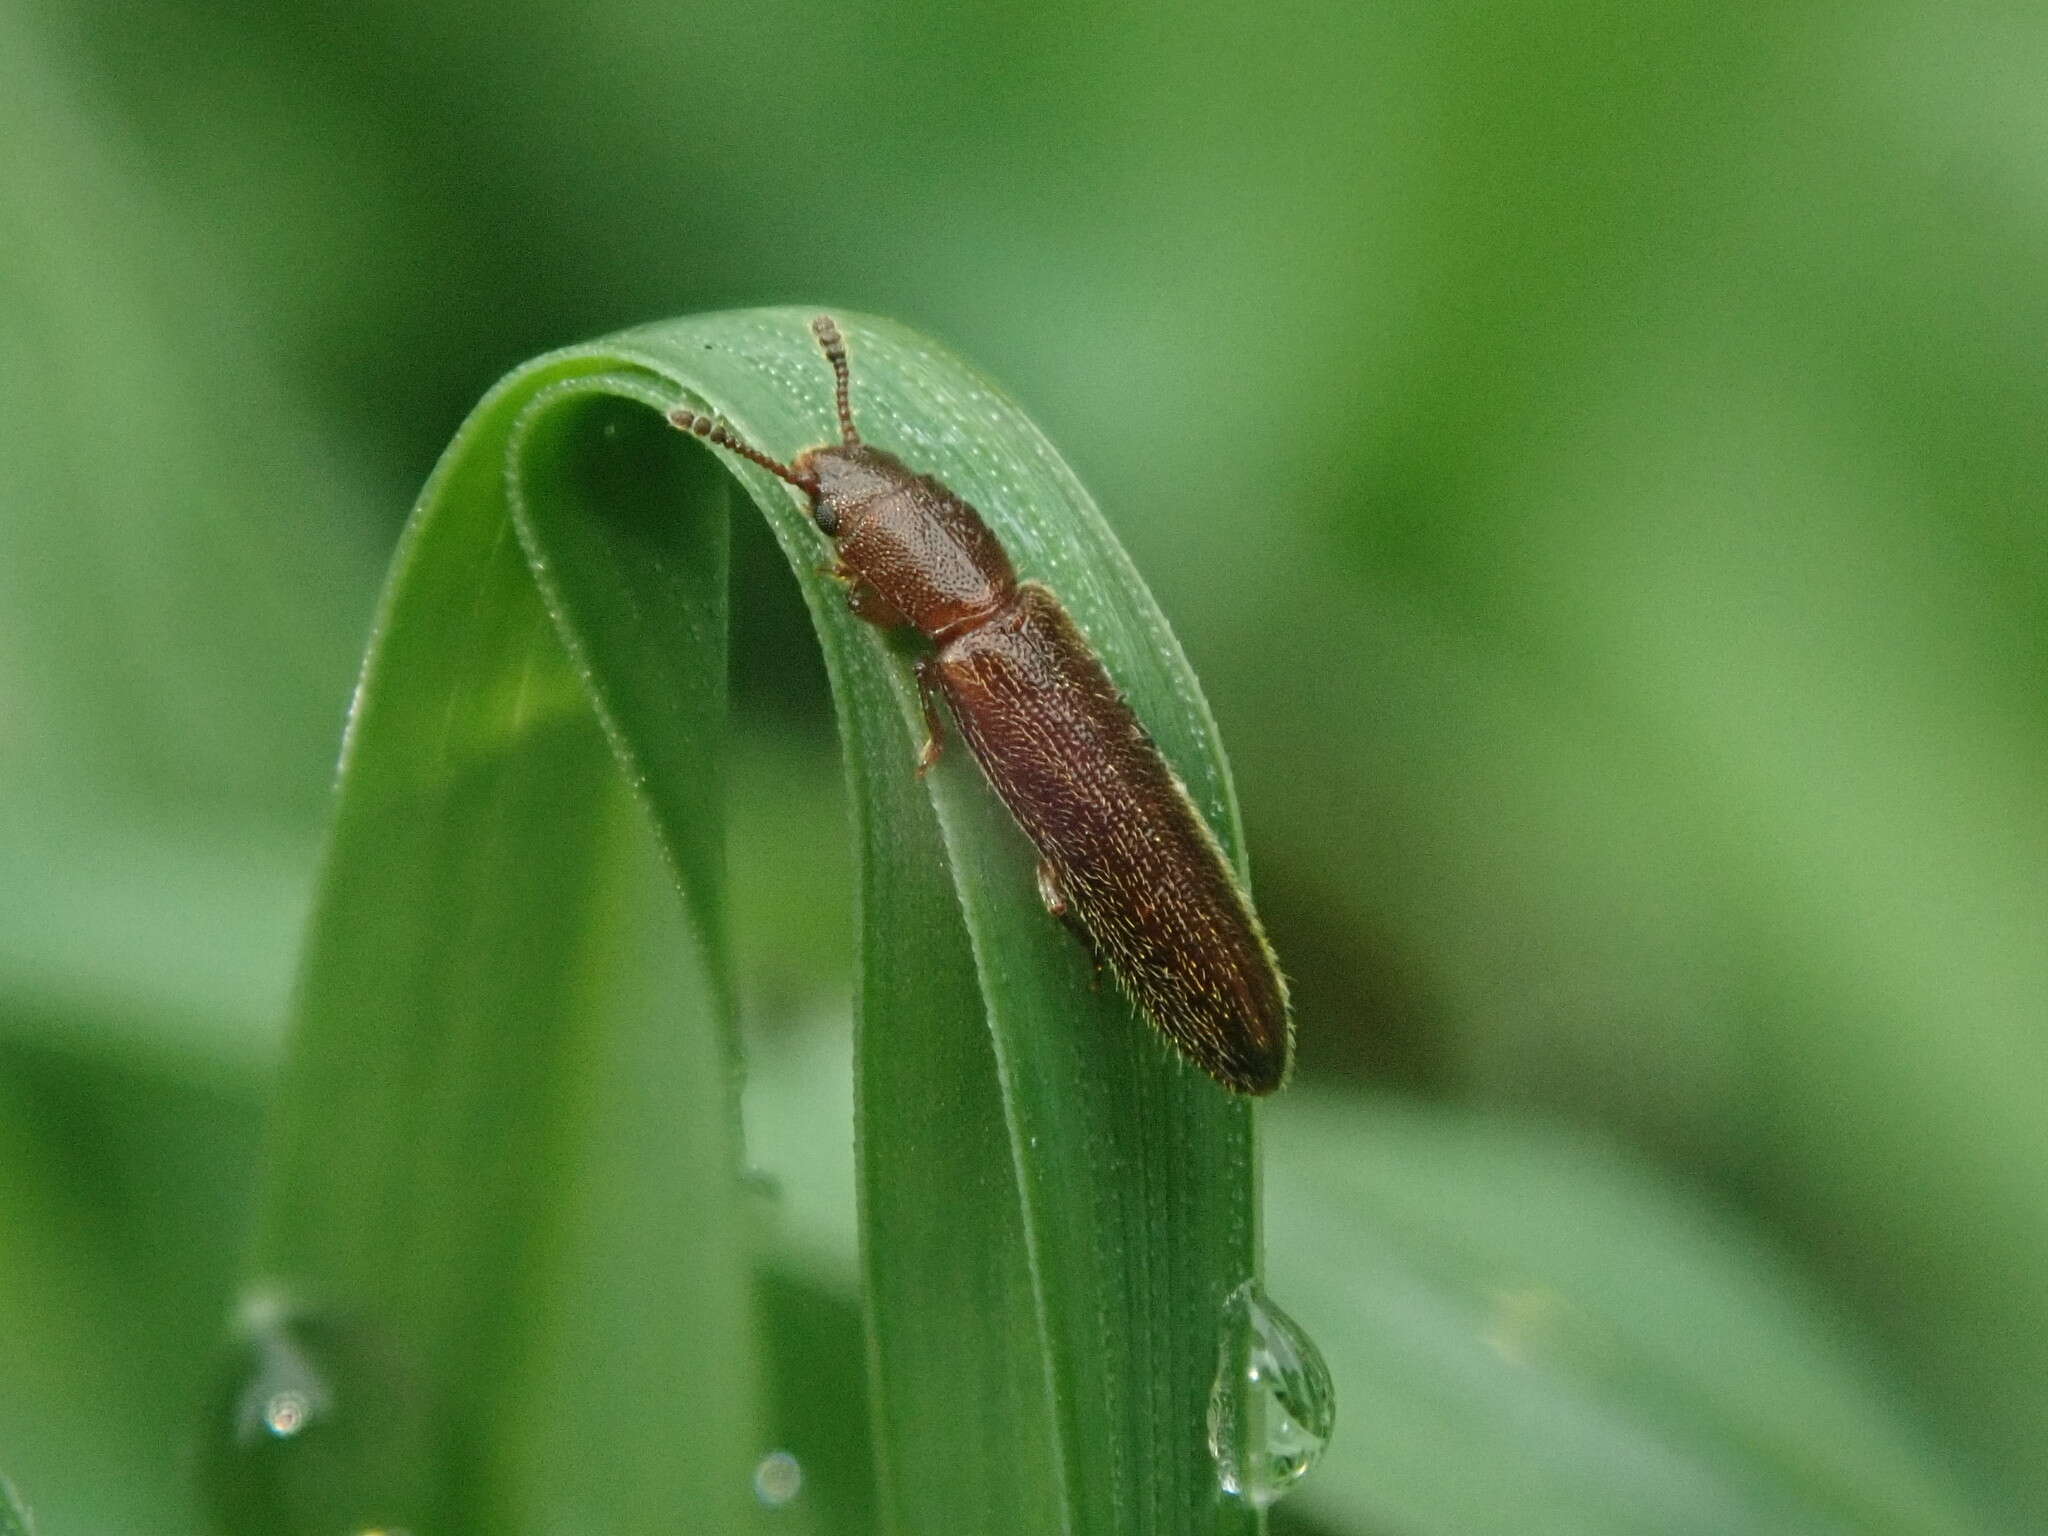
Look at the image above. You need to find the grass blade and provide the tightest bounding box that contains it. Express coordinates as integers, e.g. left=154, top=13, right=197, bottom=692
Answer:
left=1267, top=1093, right=2014, bottom=1536
left=629, top=311, right=1268, bottom=1534
left=207, top=360, right=758, bottom=1535
left=215, top=308, right=1271, bottom=1535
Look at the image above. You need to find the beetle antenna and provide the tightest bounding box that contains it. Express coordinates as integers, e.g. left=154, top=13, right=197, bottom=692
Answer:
left=812, top=315, right=860, bottom=445
left=668, top=409, right=818, bottom=494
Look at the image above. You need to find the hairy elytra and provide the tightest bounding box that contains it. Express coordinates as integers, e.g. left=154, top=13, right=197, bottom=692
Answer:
left=669, top=316, right=1291, bottom=1094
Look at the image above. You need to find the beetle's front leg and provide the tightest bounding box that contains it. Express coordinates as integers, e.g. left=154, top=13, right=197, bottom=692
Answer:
left=816, top=557, right=910, bottom=630
left=843, top=569, right=909, bottom=630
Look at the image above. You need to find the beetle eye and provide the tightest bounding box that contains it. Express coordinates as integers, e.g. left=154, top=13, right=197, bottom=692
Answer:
left=814, top=501, right=841, bottom=536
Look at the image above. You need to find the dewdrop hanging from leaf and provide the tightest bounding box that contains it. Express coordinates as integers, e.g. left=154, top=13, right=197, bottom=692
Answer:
left=672, top=317, right=1292, bottom=1094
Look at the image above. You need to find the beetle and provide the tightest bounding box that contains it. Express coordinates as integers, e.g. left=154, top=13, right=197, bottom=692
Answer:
left=670, top=315, right=1291, bottom=1094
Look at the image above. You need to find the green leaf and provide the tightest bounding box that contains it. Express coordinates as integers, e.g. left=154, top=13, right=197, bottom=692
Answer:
left=1265, top=1092, right=2015, bottom=1536
left=215, top=309, right=1269, bottom=1535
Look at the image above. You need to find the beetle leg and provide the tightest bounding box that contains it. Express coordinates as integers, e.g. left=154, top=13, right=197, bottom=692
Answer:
left=1034, top=858, right=1068, bottom=918
left=913, top=655, right=947, bottom=775
left=1037, top=859, right=1106, bottom=990
left=846, top=577, right=909, bottom=630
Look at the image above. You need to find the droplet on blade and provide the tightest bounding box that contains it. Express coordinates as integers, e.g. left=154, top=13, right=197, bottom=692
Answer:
left=260, top=1391, right=313, bottom=1438
left=752, top=1449, right=803, bottom=1507
left=203, top=1284, right=429, bottom=1536
left=1207, top=1281, right=1335, bottom=1509
left=230, top=1290, right=333, bottom=1446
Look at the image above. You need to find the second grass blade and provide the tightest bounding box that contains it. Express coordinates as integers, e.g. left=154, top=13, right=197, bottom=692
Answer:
left=622, top=310, right=1268, bottom=1535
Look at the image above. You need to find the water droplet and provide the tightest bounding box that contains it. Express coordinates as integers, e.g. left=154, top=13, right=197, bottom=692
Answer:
left=752, top=1449, right=803, bottom=1507
left=260, top=1391, right=313, bottom=1438
left=229, top=1291, right=333, bottom=1446
left=1207, top=1282, right=1335, bottom=1509
left=203, top=1285, right=430, bottom=1536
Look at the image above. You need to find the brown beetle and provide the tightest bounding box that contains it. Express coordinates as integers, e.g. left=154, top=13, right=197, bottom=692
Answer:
left=670, top=316, right=1291, bottom=1094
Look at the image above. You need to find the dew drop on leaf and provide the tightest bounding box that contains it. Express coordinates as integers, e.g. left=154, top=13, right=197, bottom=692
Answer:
left=752, top=1448, right=803, bottom=1507
left=203, top=1285, right=430, bottom=1536
left=1207, top=1281, right=1335, bottom=1509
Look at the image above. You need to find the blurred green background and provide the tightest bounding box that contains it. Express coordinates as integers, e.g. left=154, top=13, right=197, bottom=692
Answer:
left=3, top=0, right=2045, bottom=1532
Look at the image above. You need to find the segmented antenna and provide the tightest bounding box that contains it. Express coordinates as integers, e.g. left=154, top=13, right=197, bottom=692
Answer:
left=667, top=409, right=818, bottom=494
left=812, top=315, right=860, bottom=445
